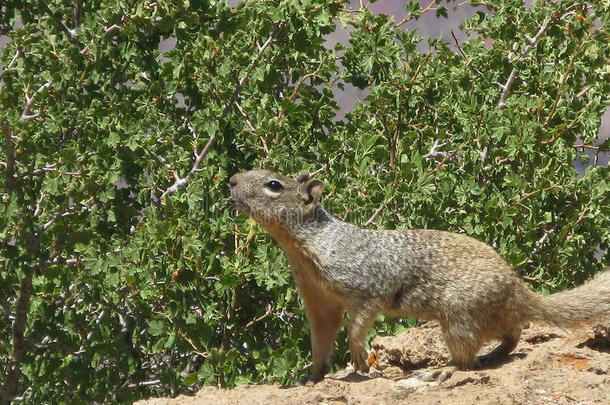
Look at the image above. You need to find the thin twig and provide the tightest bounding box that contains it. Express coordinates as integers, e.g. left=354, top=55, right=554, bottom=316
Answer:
left=163, top=314, right=207, bottom=355
left=33, top=192, right=46, bottom=217
left=573, top=143, right=599, bottom=150
left=7, top=49, right=21, bottom=69
left=575, top=86, right=591, bottom=99
left=235, top=102, right=255, bottom=132
left=182, top=116, right=198, bottom=140
left=287, top=61, right=324, bottom=101
left=529, top=228, right=554, bottom=258
left=411, top=49, right=434, bottom=83
left=245, top=308, right=272, bottom=328
left=451, top=30, right=483, bottom=77
left=427, top=140, right=468, bottom=177
left=544, top=37, right=590, bottom=128
left=104, top=24, right=121, bottom=37
left=483, top=5, right=579, bottom=170
left=539, top=99, right=593, bottom=146
left=521, top=275, right=556, bottom=289
left=514, top=185, right=561, bottom=206
left=259, top=136, right=269, bottom=153
left=394, top=0, right=436, bottom=28
left=34, top=256, right=81, bottom=271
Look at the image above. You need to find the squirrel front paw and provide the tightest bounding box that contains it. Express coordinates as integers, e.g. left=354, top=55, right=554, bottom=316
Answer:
left=350, top=347, right=370, bottom=373
left=297, top=363, right=329, bottom=386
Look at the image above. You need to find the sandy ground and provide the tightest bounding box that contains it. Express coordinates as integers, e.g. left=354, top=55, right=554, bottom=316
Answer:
left=136, top=322, right=610, bottom=405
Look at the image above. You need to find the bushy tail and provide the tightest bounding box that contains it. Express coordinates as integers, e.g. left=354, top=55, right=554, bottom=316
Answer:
left=528, top=269, right=610, bottom=328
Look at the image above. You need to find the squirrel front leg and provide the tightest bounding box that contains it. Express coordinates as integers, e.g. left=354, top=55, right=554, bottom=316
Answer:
left=298, top=283, right=344, bottom=383
left=347, top=307, right=378, bottom=373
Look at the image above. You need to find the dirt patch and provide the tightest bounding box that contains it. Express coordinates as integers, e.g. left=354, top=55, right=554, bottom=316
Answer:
left=136, top=323, right=610, bottom=405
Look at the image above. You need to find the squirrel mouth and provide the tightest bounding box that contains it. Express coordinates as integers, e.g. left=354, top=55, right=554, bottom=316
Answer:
left=230, top=196, right=252, bottom=215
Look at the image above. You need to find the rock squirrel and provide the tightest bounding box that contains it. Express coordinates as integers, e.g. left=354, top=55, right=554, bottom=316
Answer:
left=229, top=169, right=610, bottom=382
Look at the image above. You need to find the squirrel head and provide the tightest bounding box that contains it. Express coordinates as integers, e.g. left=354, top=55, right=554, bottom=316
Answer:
left=229, top=169, right=325, bottom=233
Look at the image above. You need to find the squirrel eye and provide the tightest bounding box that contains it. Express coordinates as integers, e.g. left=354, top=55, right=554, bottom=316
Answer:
left=265, top=180, right=284, bottom=192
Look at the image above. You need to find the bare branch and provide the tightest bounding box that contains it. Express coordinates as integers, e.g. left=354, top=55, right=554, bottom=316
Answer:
left=235, top=102, right=255, bottom=132
left=480, top=5, right=581, bottom=170
left=40, top=202, right=93, bottom=233
left=20, top=81, right=52, bottom=121
left=158, top=23, right=284, bottom=202
left=573, top=143, right=599, bottom=150
left=0, top=48, right=21, bottom=81
left=31, top=163, right=57, bottom=176
left=530, top=228, right=554, bottom=258
left=35, top=256, right=80, bottom=271
left=34, top=192, right=46, bottom=217
left=514, top=185, right=561, bottom=206
left=104, top=24, right=121, bottom=37
left=575, top=86, right=591, bottom=99
left=41, top=211, right=73, bottom=232
left=497, top=4, right=579, bottom=108
left=38, top=0, right=78, bottom=43
left=245, top=307, right=273, bottom=328
left=423, top=139, right=447, bottom=160
left=311, top=152, right=344, bottom=177
left=7, top=49, right=21, bottom=70
left=182, top=116, right=198, bottom=140
left=72, top=0, right=82, bottom=28
left=540, top=99, right=593, bottom=146
left=127, top=380, right=161, bottom=389
left=222, top=22, right=284, bottom=121
left=364, top=196, right=395, bottom=227
left=259, top=136, right=269, bottom=153
left=0, top=272, right=33, bottom=405
left=163, top=313, right=208, bottom=356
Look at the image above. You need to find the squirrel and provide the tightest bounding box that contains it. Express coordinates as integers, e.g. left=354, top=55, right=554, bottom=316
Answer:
left=229, top=169, right=610, bottom=383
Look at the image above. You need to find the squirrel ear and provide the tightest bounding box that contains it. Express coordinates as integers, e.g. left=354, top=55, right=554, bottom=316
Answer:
left=296, top=173, right=310, bottom=183
left=303, top=179, right=325, bottom=205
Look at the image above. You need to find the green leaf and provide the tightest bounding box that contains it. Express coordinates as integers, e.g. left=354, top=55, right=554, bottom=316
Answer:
left=148, top=319, right=165, bottom=337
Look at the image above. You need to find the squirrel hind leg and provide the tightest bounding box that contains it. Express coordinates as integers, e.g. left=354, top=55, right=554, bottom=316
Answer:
left=478, top=328, right=521, bottom=365
left=412, top=365, right=456, bottom=382
left=416, top=326, right=522, bottom=382
left=440, top=322, right=480, bottom=367
left=410, top=323, right=481, bottom=382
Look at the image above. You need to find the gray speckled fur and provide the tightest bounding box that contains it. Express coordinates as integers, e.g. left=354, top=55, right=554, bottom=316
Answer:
left=229, top=169, right=610, bottom=382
